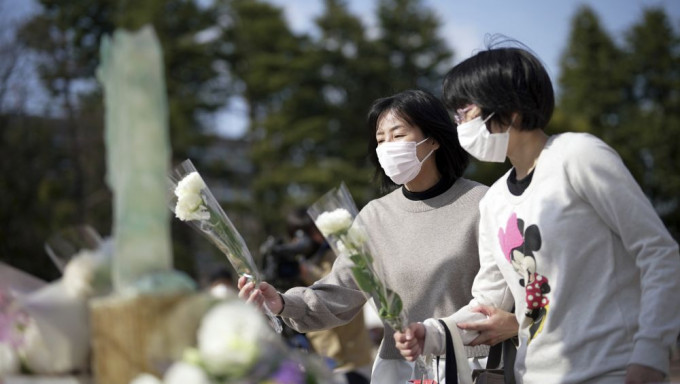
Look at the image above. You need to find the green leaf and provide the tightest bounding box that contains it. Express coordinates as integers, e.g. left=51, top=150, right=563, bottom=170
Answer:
left=351, top=267, right=376, bottom=292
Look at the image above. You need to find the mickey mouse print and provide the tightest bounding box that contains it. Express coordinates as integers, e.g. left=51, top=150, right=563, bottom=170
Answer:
left=499, top=212, right=550, bottom=342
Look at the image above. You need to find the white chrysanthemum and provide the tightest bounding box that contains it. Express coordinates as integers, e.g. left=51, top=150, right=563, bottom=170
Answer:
left=175, top=172, right=206, bottom=197
left=174, top=172, right=211, bottom=221
left=129, top=373, right=163, bottom=384
left=164, top=361, right=211, bottom=384
left=0, top=342, right=20, bottom=376
left=197, top=300, right=270, bottom=377
left=175, top=193, right=210, bottom=221
left=314, top=208, right=353, bottom=236
left=63, top=250, right=97, bottom=298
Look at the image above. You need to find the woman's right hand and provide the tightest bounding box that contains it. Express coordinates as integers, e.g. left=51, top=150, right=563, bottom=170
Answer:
left=393, top=322, right=426, bottom=361
left=237, top=276, right=283, bottom=315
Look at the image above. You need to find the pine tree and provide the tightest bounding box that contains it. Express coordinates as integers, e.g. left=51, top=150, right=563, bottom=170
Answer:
left=558, top=5, right=628, bottom=139
left=558, top=6, right=641, bottom=180
left=623, top=8, right=680, bottom=237
left=214, top=0, right=315, bottom=234
left=558, top=5, right=680, bottom=238
left=375, top=0, right=453, bottom=92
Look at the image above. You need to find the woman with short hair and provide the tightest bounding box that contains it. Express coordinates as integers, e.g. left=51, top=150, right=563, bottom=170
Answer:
left=395, top=45, right=680, bottom=384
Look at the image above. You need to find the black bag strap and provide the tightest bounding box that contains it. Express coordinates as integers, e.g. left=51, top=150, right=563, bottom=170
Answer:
left=486, top=342, right=502, bottom=369
left=483, top=339, right=516, bottom=384
left=502, top=338, right=517, bottom=384
left=436, top=317, right=517, bottom=384
left=485, top=305, right=518, bottom=384
left=436, top=319, right=457, bottom=383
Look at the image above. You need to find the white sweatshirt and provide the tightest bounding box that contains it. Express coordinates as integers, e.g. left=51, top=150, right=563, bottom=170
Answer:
left=423, top=133, right=680, bottom=383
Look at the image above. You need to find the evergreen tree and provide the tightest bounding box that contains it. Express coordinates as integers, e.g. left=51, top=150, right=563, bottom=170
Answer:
left=376, top=0, right=453, bottom=92
left=220, top=0, right=456, bottom=237
left=558, top=5, right=680, bottom=238
left=623, top=8, right=680, bottom=236
left=312, top=0, right=388, bottom=201
left=558, top=6, right=639, bottom=179
left=215, top=0, right=314, bottom=235
left=559, top=5, right=628, bottom=140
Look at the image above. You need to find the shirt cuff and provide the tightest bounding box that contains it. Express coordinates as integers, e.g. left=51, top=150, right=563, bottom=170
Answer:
left=629, top=337, right=670, bottom=376
left=278, top=292, right=306, bottom=318
left=422, top=318, right=446, bottom=356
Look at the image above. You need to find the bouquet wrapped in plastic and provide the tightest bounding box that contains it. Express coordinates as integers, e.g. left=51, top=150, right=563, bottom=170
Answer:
left=307, top=183, right=432, bottom=380
left=167, top=159, right=281, bottom=333
left=0, top=225, right=112, bottom=377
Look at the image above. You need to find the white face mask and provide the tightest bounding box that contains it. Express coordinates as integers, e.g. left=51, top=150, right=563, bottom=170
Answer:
left=457, top=113, right=509, bottom=163
left=376, top=137, right=434, bottom=185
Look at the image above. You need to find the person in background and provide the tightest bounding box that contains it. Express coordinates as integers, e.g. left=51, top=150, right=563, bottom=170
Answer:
left=206, top=267, right=236, bottom=300
left=240, top=89, right=496, bottom=384
left=394, top=44, right=680, bottom=384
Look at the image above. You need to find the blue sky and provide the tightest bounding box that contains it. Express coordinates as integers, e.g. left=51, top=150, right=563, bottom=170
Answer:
left=268, top=0, right=679, bottom=81
left=208, top=0, right=680, bottom=138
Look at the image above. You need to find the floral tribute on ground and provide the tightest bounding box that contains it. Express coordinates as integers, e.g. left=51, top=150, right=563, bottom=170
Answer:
left=167, top=159, right=282, bottom=333
left=0, top=226, right=112, bottom=378
left=130, top=298, right=334, bottom=384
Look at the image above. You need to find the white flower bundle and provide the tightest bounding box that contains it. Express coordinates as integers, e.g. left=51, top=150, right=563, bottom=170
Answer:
left=307, top=183, right=406, bottom=331
left=1, top=246, right=104, bottom=377
left=167, top=159, right=281, bottom=333
left=308, top=183, right=433, bottom=380
left=169, top=160, right=258, bottom=280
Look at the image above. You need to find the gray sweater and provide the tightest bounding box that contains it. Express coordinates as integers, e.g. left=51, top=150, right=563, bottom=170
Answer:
left=280, top=177, right=489, bottom=360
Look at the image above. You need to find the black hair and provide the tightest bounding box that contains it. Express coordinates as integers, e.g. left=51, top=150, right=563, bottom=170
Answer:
left=442, top=41, right=554, bottom=131
left=367, top=89, right=469, bottom=192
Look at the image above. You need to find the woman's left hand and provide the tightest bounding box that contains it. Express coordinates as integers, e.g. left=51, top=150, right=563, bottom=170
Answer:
left=393, top=322, right=426, bottom=361
left=457, top=305, right=518, bottom=346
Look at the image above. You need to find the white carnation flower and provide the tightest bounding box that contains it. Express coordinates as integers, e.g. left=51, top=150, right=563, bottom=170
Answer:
left=174, top=172, right=211, bottom=222
left=129, top=373, right=163, bottom=384
left=197, top=300, right=270, bottom=377
left=164, top=361, right=211, bottom=384
left=314, top=208, right=353, bottom=236
left=175, top=193, right=210, bottom=221
left=63, top=250, right=97, bottom=298
left=0, top=342, right=20, bottom=376
left=175, top=172, right=206, bottom=197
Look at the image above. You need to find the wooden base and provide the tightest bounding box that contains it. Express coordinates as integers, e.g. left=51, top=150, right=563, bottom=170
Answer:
left=89, top=293, right=190, bottom=384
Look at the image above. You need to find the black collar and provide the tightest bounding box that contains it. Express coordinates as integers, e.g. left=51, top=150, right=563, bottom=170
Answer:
left=402, top=175, right=456, bottom=201
left=507, top=168, right=534, bottom=196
